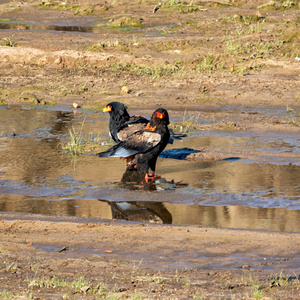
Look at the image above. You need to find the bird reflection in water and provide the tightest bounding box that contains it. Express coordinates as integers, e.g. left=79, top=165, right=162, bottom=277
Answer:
left=101, top=200, right=173, bottom=224
left=98, top=169, right=188, bottom=224
left=107, top=169, right=173, bottom=223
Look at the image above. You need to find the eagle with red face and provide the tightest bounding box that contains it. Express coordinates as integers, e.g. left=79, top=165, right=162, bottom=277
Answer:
left=98, top=108, right=170, bottom=183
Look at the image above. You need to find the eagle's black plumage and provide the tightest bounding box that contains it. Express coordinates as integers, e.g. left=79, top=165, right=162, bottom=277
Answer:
left=99, top=108, right=170, bottom=182
left=103, top=101, right=148, bottom=143
left=103, top=101, right=185, bottom=144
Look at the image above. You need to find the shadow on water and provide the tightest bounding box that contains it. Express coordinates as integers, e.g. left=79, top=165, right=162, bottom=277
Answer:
left=0, top=106, right=300, bottom=232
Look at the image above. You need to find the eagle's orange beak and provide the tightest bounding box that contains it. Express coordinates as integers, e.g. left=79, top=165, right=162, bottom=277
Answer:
left=103, top=105, right=112, bottom=113
left=156, top=112, right=165, bottom=119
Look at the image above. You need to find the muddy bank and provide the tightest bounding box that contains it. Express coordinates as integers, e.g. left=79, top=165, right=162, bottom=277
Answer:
left=0, top=214, right=300, bottom=299
left=0, top=0, right=299, bottom=111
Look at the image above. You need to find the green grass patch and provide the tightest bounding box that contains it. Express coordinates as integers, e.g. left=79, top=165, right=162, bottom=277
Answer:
left=218, top=13, right=265, bottom=25
left=270, top=271, right=300, bottom=287
left=38, top=0, right=99, bottom=15
left=61, top=118, right=107, bottom=156
left=224, top=37, right=284, bottom=59
left=169, top=110, right=202, bottom=134
left=28, top=274, right=107, bottom=295
left=194, top=53, right=224, bottom=73
left=102, top=17, right=144, bottom=28
left=108, top=61, right=186, bottom=79
left=0, top=289, right=15, bottom=299
left=0, top=37, right=17, bottom=47
left=86, top=38, right=141, bottom=53
left=160, top=0, right=215, bottom=14
left=257, top=0, right=299, bottom=10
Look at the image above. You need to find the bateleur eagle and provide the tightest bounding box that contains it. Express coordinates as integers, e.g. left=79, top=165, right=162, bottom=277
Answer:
left=98, top=108, right=170, bottom=183
left=102, top=101, right=185, bottom=144
left=102, top=101, right=148, bottom=143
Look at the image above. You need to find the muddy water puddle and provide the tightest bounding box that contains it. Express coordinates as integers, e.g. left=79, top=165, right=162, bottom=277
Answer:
left=0, top=106, right=300, bottom=232
left=0, top=19, right=170, bottom=34
left=0, top=21, right=139, bottom=34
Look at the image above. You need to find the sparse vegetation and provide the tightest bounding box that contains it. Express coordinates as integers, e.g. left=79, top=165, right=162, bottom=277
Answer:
left=169, top=109, right=202, bottom=134
left=270, top=271, right=300, bottom=287
left=284, top=105, right=299, bottom=126
left=2, top=260, right=299, bottom=300
left=61, top=118, right=105, bottom=155
left=257, top=0, right=299, bottom=10
left=107, top=61, right=186, bottom=79
left=103, top=16, right=144, bottom=28
left=0, top=37, right=16, bottom=47
left=251, top=283, right=264, bottom=299
left=0, top=289, right=15, bottom=299
left=39, top=0, right=98, bottom=15
left=194, top=53, right=224, bottom=72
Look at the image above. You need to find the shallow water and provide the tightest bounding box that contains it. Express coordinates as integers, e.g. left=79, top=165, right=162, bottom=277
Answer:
left=0, top=19, right=170, bottom=35
left=0, top=105, right=299, bottom=232
left=0, top=22, right=140, bottom=34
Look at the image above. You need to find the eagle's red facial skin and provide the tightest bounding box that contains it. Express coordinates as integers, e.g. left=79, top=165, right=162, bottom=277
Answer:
left=156, top=112, right=165, bottom=119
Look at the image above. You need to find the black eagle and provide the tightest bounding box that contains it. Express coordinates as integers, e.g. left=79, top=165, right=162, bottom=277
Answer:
left=102, top=101, right=185, bottom=144
left=98, top=108, right=170, bottom=183
left=102, top=101, right=148, bottom=143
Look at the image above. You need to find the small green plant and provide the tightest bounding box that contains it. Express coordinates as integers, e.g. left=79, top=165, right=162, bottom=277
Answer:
left=169, top=110, right=201, bottom=134
left=61, top=118, right=105, bottom=156
left=28, top=272, right=103, bottom=295
left=286, top=105, right=294, bottom=113
left=131, top=259, right=143, bottom=277
left=87, top=39, right=120, bottom=51
left=63, top=125, right=84, bottom=156
left=1, top=37, right=16, bottom=47
left=161, top=0, right=205, bottom=13
left=70, top=276, right=90, bottom=291
left=252, top=283, right=263, bottom=298
left=270, top=271, right=288, bottom=287
left=164, top=0, right=181, bottom=7
left=286, top=117, right=298, bottom=126
left=151, top=273, right=165, bottom=284
left=104, top=16, right=144, bottom=28
left=0, top=289, right=15, bottom=299
left=234, top=23, right=263, bottom=35
left=258, top=0, right=298, bottom=10
left=195, top=53, right=224, bottom=73
left=28, top=275, right=69, bottom=288
left=284, top=105, right=299, bottom=126
left=40, top=1, right=84, bottom=14
left=270, top=271, right=300, bottom=288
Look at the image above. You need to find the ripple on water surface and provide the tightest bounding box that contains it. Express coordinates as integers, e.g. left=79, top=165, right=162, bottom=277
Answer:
left=0, top=107, right=299, bottom=232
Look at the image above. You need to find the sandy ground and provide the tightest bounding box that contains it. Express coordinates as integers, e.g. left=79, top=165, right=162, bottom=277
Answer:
left=0, top=0, right=299, bottom=298
left=0, top=213, right=300, bottom=299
